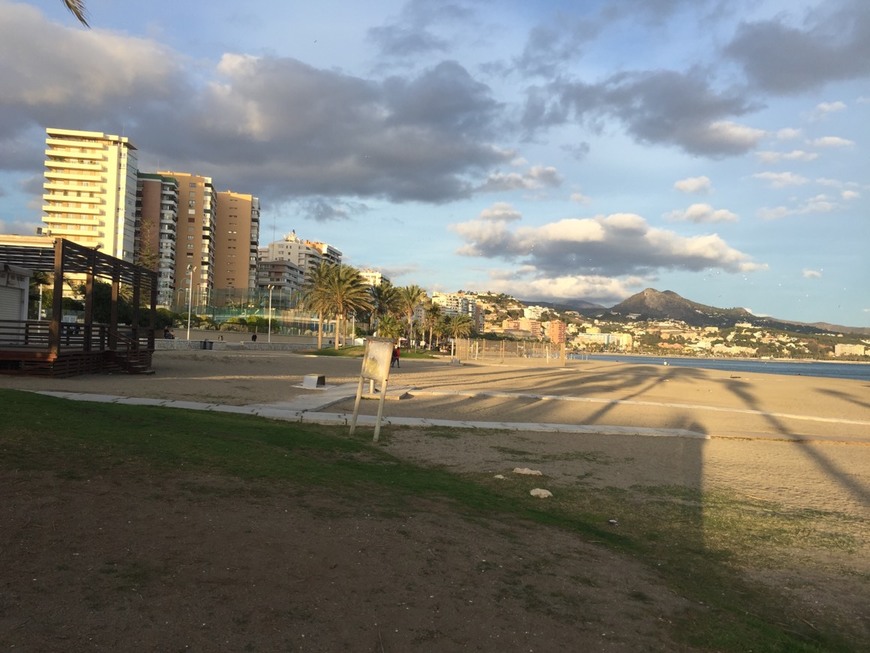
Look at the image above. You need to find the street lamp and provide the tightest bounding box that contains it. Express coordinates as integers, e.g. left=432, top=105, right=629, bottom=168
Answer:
left=186, top=264, right=196, bottom=340
left=267, top=284, right=275, bottom=343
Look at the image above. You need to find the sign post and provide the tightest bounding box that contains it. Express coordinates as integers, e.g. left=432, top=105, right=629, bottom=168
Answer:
left=349, top=337, right=394, bottom=442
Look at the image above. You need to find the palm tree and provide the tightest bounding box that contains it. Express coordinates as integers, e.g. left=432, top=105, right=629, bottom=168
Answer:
left=369, top=280, right=400, bottom=336
left=300, top=263, right=334, bottom=349
left=444, top=313, right=474, bottom=359
left=397, top=284, right=426, bottom=348
left=326, top=265, right=372, bottom=348
left=423, top=302, right=442, bottom=350
left=62, top=0, right=89, bottom=26
left=376, top=314, right=403, bottom=341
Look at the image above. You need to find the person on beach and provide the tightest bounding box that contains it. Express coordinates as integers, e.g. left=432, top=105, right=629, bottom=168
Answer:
left=391, top=345, right=401, bottom=368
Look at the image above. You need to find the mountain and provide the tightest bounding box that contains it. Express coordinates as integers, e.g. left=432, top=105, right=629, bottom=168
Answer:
left=589, top=288, right=835, bottom=333
left=606, top=289, right=752, bottom=326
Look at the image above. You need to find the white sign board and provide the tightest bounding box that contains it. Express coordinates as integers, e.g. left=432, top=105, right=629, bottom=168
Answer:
left=349, top=337, right=394, bottom=442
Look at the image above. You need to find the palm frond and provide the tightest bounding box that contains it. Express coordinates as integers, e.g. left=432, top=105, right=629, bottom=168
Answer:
left=63, top=0, right=90, bottom=27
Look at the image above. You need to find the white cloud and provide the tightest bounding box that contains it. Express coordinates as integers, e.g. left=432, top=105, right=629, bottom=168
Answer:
left=477, top=165, right=563, bottom=192
left=841, top=190, right=860, bottom=201
left=479, top=202, right=522, bottom=222
left=673, top=176, right=712, bottom=194
left=664, top=203, right=738, bottom=224
left=755, top=150, right=818, bottom=164
left=701, top=121, right=766, bottom=151
left=810, top=101, right=846, bottom=120
left=752, top=171, right=809, bottom=188
left=802, top=269, right=822, bottom=279
left=776, top=128, right=801, bottom=140
left=809, top=136, right=854, bottom=148
left=483, top=273, right=645, bottom=304
left=757, top=194, right=839, bottom=220
left=570, top=192, right=591, bottom=204
left=451, top=210, right=764, bottom=276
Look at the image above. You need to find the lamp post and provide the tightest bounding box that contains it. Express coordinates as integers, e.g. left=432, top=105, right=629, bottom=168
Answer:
left=267, top=284, right=275, bottom=343
left=186, top=265, right=196, bottom=340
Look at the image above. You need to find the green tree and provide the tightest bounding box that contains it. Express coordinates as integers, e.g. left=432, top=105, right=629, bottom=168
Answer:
left=327, top=265, right=372, bottom=348
left=300, top=263, right=333, bottom=349
left=369, top=280, right=400, bottom=335
left=376, top=314, right=403, bottom=340
left=443, top=314, right=473, bottom=359
left=423, top=302, right=442, bottom=349
left=397, top=284, right=426, bottom=347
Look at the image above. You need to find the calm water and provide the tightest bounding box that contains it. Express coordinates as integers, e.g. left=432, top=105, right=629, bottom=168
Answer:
left=571, top=354, right=870, bottom=381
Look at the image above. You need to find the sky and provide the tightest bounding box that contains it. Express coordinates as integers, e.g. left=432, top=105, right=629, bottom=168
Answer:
left=1, top=0, right=868, bottom=326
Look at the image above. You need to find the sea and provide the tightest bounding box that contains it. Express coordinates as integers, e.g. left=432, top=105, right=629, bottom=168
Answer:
left=570, top=354, right=870, bottom=382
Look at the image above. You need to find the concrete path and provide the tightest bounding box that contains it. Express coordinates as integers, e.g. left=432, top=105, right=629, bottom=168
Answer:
left=32, top=384, right=711, bottom=440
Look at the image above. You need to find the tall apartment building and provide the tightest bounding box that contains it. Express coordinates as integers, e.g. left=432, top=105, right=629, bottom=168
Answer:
left=261, top=231, right=342, bottom=278
left=136, top=173, right=179, bottom=306
left=546, top=319, right=567, bottom=345
left=158, top=171, right=215, bottom=309
left=431, top=291, right=484, bottom=331
left=41, top=128, right=139, bottom=261
left=359, top=269, right=389, bottom=287
left=213, top=191, right=260, bottom=306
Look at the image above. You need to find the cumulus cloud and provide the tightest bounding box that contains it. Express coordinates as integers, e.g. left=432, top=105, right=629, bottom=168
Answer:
left=757, top=194, right=839, bottom=220
left=664, top=203, right=738, bottom=224
left=0, top=5, right=512, bottom=205
left=776, top=128, right=802, bottom=140
left=756, top=150, right=818, bottom=163
left=522, top=68, right=765, bottom=157
left=451, top=210, right=764, bottom=277
left=482, top=272, right=645, bottom=305
left=802, top=269, right=823, bottom=279
left=725, top=1, right=870, bottom=93
left=752, top=172, right=810, bottom=188
left=809, top=136, right=854, bottom=148
left=570, top=192, right=591, bottom=204
left=479, top=202, right=522, bottom=222
left=477, top=165, right=563, bottom=193
left=674, top=176, right=712, bottom=194
left=810, top=101, right=847, bottom=119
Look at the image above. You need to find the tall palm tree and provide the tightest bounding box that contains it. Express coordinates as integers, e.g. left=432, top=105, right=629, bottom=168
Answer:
left=423, top=302, right=442, bottom=350
left=300, top=263, right=334, bottom=349
left=326, top=265, right=372, bottom=348
left=444, top=313, right=473, bottom=359
left=397, top=284, right=426, bottom=348
left=62, top=0, right=89, bottom=26
left=369, top=280, right=400, bottom=336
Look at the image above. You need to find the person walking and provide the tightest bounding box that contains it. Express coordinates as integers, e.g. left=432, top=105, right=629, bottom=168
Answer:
left=391, top=345, right=401, bottom=368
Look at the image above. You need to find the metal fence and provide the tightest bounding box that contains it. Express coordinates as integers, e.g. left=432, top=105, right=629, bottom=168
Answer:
left=452, top=338, right=567, bottom=362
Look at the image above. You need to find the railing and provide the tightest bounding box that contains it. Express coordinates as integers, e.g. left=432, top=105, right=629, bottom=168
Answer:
left=0, top=319, right=153, bottom=353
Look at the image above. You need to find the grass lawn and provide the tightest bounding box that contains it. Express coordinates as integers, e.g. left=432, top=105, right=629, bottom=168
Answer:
left=1, top=388, right=862, bottom=652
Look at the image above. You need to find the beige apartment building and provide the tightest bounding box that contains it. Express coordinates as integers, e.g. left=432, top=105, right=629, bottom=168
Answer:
left=136, top=173, right=179, bottom=306
left=158, top=171, right=215, bottom=311
left=260, top=231, right=342, bottom=278
left=213, top=190, right=260, bottom=306
left=41, top=128, right=139, bottom=261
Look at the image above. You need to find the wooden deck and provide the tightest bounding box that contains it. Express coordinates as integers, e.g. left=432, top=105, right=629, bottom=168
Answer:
left=0, top=320, right=154, bottom=377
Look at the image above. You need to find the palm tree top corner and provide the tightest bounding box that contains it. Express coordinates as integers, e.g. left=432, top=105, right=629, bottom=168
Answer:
left=62, top=0, right=90, bottom=28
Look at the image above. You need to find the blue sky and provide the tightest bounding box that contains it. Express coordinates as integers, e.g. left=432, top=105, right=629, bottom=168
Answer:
left=1, top=0, right=868, bottom=325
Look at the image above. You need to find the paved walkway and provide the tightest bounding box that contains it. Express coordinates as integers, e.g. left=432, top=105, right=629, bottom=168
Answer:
left=33, top=384, right=711, bottom=440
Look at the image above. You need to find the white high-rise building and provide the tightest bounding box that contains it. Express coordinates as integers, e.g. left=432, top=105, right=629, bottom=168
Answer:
left=41, top=128, right=139, bottom=261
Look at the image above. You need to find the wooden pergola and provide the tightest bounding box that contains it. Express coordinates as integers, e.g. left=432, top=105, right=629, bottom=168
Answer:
left=0, top=238, right=158, bottom=376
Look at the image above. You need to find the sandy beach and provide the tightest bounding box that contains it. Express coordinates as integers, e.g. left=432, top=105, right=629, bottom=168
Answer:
left=3, top=349, right=867, bottom=516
